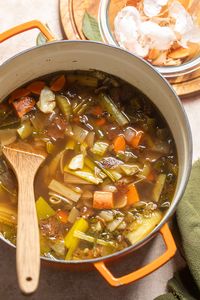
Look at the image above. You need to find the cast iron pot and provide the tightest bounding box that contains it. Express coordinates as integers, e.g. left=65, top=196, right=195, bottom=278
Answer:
left=0, top=20, right=192, bottom=287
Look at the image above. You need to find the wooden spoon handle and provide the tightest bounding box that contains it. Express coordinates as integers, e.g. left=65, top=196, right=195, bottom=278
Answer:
left=16, top=176, right=40, bottom=294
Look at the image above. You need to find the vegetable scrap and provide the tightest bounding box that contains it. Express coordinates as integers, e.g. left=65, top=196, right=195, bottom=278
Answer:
left=114, top=0, right=200, bottom=66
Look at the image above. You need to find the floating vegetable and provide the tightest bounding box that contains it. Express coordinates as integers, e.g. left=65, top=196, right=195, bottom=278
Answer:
left=37, top=86, right=56, bottom=113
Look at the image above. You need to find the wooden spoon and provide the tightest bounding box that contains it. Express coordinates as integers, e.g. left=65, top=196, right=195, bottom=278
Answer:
left=2, top=142, right=47, bottom=294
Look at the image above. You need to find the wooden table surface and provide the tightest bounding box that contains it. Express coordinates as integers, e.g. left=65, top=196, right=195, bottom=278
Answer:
left=0, top=1, right=199, bottom=299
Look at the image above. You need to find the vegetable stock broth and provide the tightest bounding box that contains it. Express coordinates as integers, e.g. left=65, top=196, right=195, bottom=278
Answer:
left=0, top=70, right=178, bottom=260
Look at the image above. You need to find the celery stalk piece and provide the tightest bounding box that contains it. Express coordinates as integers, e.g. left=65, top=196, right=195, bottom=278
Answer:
left=56, top=94, right=72, bottom=117
left=91, top=141, right=109, bottom=156
left=85, top=157, right=107, bottom=179
left=69, top=154, right=84, bottom=170
left=74, top=230, right=115, bottom=247
left=152, top=174, right=166, bottom=202
left=126, top=211, right=162, bottom=245
left=48, top=179, right=81, bottom=202
left=48, top=150, right=64, bottom=177
left=94, top=161, right=121, bottom=182
left=17, top=120, right=33, bottom=139
left=99, top=93, right=129, bottom=126
left=120, top=164, right=139, bottom=176
left=36, top=196, right=55, bottom=220
left=72, top=125, right=88, bottom=143
left=64, top=218, right=89, bottom=259
left=85, top=131, right=95, bottom=147
left=64, top=173, right=92, bottom=185
left=64, top=166, right=103, bottom=184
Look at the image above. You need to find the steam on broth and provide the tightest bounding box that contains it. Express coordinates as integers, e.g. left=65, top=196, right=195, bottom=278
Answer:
left=0, top=70, right=178, bottom=260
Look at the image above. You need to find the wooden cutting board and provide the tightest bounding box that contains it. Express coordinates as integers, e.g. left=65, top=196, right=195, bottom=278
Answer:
left=59, top=0, right=200, bottom=97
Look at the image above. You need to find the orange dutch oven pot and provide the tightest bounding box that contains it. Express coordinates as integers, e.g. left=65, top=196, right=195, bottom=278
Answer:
left=0, top=21, right=192, bottom=287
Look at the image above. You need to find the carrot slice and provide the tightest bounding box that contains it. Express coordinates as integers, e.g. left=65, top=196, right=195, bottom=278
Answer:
left=131, top=131, right=143, bottom=148
left=12, top=96, right=36, bottom=118
left=148, top=49, right=160, bottom=60
left=126, top=0, right=140, bottom=6
left=50, top=75, right=66, bottom=92
left=90, top=105, right=103, bottom=116
left=127, top=184, right=139, bottom=205
left=27, top=81, right=45, bottom=95
left=57, top=210, right=68, bottom=223
left=168, top=47, right=190, bottom=59
left=8, top=88, right=30, bottom=103
left=113, top=135, right=126, bottom=153
left=93, top=191, right=114, bottom=209
left=95, top=118, right=106, bottom=126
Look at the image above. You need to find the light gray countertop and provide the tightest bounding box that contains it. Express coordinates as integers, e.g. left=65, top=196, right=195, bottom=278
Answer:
left=0, top=1, right=199, bottom=299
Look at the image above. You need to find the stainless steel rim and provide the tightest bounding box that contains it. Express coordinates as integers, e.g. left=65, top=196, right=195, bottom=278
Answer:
left=0, top=40, right=193, bottom=265
left=98, top=0, right=200, bottom=78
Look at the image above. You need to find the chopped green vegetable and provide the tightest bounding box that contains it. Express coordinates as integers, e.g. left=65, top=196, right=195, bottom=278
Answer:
left=69, top=154, right=84, bottom=170
left=64, top=165, right=103, bottom=184
left=152, top=174, right=166, bottom=202
left=94, top=161, right=121, bottom=182
left=72, top=125, right=88, bottom=143
left=48, top=179, right=81, bottom=202
left=35, top=196, right=55, bottom=220
left=17, top=120, right=33, bottom=139
left=65, top=218, right=89, bottom=259
left=64, top=172, right=91, bottom=185
left=126, top=211, right=162, bottom=245
left=85, top=157, right=106, bottom=179
left=49, top=150, right=64, bottom=177
left=120, top=164, right=139, bottom=176
left=91, top=141, right=109, bottom=156
left=99, top=93, right=129, bottom=126
left=107, top=217, right=124, bottom=232
left=56, top=94, right=72, bottom=117
left=74, top=230, right=115, bottom=247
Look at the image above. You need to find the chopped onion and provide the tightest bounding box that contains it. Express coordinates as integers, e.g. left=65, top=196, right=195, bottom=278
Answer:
left=99, top=210, right=114, bottom=222
left=107, top=217, right=124, bottom=232
left=69, top=154, right=84, bottom=170
left=124, top=127, right=136, bottom=143
left=37, top=86, right=56, bottom=113
left=102, top=185, right=117, bottom=193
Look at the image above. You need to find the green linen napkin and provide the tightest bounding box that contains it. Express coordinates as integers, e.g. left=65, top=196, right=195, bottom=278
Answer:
left=155, top=160, right=200, bottom=300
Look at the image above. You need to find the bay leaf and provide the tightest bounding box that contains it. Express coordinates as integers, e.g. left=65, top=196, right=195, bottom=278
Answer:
left=82, top=11, right=102, bottom=42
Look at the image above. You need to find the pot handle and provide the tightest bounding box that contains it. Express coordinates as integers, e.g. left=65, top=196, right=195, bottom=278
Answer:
left=94, top=223, right=176, bottom=286
left=0, top=20, right=54, bottom=43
